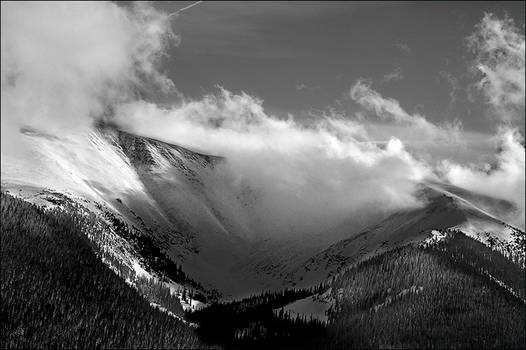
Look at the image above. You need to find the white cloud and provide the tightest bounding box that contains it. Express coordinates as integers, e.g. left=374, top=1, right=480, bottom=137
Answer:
left=114, top=88, right=433, bottom=237
left=395, top=42, right=412, bottom=55
left=0, top=1, right=177, bottom=196
left=440, top=13, right=526, bottom=229
left=1, top=4, right=523, bottom=239
left=468, top=12, right=525, bottom=122
left=382, top=67, right=404, bottom=83
left=349, top=79, right=463, bottom=144
left=0, top=1, right=175, bottom=137
left=438, top=70, right=461, bottom=105
left=1, top=2, right=434, bottom=240
left=442, top=128, right=525, bottom=229
left=296, top=83, right=320, bottom=91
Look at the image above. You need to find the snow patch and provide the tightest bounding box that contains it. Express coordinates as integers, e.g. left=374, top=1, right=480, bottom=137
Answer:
left=373, top=285, right=424, bottom=313
left=275, top=289, right=332, bottom=323
left=483, top=271, right=525, bottom=304
left=131, top=260, right=151, bottom=279
left=149, top=302, right=197, bottom=326
left=421, top=230, right=448, bottom=247
left=180, top=296, right=206, bottom=312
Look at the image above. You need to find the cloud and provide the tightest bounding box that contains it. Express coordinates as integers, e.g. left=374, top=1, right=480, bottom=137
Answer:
left=395, top=42, right=412, bottom=55
left=114, top=88, right=433, bottom=237
left=296, top=83, right=320, bottom=91
left=438, top=70, right=461, bottom=105
left=1, top=4, right=523, bottom=240
left=440, top=13, right=526, bottom=229
left=349, top=79, right=462, bottom=144
left=0, top=1, right=185, bottom=209
left=1, top=1, right=175, bottom=138
left=441, top=128, right=525, bottom=229
left=0, top=0, right=434, bottom=241
left=467, top=12, right=525, bottom=122
left=382, top=67, right=404, bottom=83
left=1, top=2, right=432, bottom=241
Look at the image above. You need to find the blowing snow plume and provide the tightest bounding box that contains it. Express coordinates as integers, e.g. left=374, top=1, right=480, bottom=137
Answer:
left=113, top=89, right=436, bottom=239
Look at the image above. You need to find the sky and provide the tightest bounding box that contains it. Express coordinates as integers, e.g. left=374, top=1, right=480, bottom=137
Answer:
left=156, top=1, right=524, bottom=133
left=1, top=1, right=525, bottom=230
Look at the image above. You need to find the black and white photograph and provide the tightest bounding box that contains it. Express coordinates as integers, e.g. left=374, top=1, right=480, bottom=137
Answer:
left=1, top=1, right=525, bottom=349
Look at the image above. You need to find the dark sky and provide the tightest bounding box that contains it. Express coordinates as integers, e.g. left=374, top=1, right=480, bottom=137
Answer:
left=153, top=1, right=524, bottom=133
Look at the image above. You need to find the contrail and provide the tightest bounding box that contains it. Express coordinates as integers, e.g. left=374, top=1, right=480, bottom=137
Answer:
left=167, top=1, right=204, bottom=17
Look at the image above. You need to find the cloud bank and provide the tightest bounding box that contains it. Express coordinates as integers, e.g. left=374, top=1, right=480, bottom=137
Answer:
left=114, top=89, right=432, bottom=237
left=1, top=2, right=433, bottom=239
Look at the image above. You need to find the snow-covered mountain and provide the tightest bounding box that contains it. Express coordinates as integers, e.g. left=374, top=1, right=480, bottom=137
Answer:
left=285, top=182, right=524, bottom=288
left=2, top=124, right=523, bottom=301
left=3, top=124, right=260, bottom=297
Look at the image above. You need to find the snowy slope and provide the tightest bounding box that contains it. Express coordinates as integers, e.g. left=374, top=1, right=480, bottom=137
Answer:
left=1, top=125, right=267, bottom=298
left=285, top=182, right=523, bottom=288
left=0, top=183, right=208, bottom=314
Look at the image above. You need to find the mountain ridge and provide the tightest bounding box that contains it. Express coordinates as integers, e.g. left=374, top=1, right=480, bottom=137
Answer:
left=2, top=125, right=523, bottom=300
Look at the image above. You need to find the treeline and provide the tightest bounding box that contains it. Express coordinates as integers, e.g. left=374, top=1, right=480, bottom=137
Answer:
left=491, top=224, right=526, bottom=268
left=39, top=189, right=204, bottom=315
left=94, top=201, right=213, bottom=302
left=0, top=192, right=207, bottom=349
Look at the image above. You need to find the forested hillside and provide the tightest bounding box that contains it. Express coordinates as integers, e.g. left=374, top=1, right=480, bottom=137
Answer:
left=2, top=190, right=524, bottom=349
left=0, top=193, right=207, bottom=349
left=326, top=230, right=526, bottom=349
